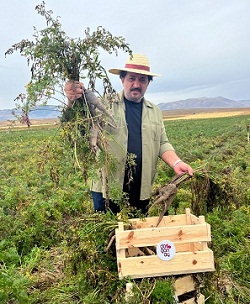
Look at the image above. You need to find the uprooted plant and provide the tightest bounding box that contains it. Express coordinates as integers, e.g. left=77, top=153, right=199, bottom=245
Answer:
left=149, top=172, right=192, bottom=226
left=5, top=1, right=132, bottom=182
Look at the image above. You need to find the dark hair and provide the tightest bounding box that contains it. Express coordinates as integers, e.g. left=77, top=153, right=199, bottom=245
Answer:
left=119, top=71, right=153, bottom=82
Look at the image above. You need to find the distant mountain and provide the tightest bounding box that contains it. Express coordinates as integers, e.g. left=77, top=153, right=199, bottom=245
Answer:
left=0, top=105, right=61, bottom=121
left=1, top=97, right=250, bottom=121
left=157, top=96, right=250, bottom=111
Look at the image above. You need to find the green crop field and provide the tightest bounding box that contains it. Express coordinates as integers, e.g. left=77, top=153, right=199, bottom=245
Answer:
left=0, top=115, right=249, bottom=303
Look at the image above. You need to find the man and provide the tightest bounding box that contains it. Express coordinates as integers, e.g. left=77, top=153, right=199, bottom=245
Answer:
left=64, top=54, right=193, bottom=214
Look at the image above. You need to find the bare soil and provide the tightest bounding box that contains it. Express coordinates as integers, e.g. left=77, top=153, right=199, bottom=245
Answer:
left=0, top=118, right=60, bottom=130
left=162, top=108, right=250, bottom=120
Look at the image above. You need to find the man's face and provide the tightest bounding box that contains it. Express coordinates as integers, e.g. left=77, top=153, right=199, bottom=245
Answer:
left=121, top=72, right=150, bottom=103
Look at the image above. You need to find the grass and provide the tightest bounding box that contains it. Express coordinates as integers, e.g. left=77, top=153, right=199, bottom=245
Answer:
left=0, top=114, right=250, bottom=303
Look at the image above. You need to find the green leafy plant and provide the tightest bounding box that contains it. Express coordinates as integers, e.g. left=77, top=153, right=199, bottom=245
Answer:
left=150, top=279, right=175, bottom=303
left=5, top=1, right=132, bottom=184
left=5, top=1, right=131, bottom=106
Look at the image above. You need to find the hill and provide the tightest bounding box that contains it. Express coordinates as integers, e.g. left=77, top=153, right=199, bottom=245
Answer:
left=1, top=97, right=250, bottom=121
left=157, top=96, right=250, bottom=110
left=0, top=105, right=61, bottom=121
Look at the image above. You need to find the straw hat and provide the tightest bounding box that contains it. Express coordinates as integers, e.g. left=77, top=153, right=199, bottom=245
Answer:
left=109, top=53, right=161, bottom=77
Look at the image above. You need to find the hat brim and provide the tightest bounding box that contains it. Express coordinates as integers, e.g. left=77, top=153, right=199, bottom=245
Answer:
left=109, top=68, right=161, bottom=77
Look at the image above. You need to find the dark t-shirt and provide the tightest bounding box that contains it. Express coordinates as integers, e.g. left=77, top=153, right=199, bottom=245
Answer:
left=123, top=98, right=142, bottom=202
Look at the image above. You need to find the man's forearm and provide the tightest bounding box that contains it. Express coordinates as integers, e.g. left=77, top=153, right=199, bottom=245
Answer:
left=161, top=150, right=182, bottom=168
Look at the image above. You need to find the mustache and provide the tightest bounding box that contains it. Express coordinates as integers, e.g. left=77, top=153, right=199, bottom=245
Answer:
left=131, top=88, right=141, bottom=92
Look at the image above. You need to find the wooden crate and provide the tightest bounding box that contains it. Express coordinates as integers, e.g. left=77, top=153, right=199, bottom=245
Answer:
left=116, top=208, right=215, bottom=279
left=174, top=275, right=205, bottom=304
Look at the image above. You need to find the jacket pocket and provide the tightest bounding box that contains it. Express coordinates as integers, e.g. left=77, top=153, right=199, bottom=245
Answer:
left=150, top=121, right=161, bottom=141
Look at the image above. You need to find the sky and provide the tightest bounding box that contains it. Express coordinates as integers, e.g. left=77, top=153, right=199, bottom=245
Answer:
left=1, top=0, right=250, bottom=110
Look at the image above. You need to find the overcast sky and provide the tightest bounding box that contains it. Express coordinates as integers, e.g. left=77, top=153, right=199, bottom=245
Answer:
left=1, top=0, right=250, bottom=110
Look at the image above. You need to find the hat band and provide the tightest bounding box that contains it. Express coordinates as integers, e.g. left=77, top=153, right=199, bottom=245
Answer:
left=125, top=64, right=150, bottom=72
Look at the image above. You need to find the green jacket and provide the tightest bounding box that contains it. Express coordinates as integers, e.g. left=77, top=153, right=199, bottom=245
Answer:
left=90, top=91, right=175, bottom=200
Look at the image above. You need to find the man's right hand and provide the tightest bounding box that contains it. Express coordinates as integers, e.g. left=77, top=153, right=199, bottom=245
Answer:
left=64, top=81, right=85, bottom=105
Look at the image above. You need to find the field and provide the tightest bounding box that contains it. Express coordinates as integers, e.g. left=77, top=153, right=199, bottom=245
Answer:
left=0, top=118, right=59, bottom=129
left=0, top=110, right=250, bottom=303
left=1, top=107, right=250, bottom=130
left=162, top=107, right=250, bottom=120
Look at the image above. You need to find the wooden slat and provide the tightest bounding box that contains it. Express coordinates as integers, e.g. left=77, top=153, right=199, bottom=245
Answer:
left=129, top=208, right=204, bottom=229
left=116, top=224, right=211, bottom=250
left=175, top=276, right=205, bottom=304
left=174, top=275, right=196, bottom=296
left=127, top=209, right=204, bottom=229
left=128, top=214, right=189, bottom=229
left=186, top=209, right=195, bottom=252
left=117, top=250, right=215, bottom=279
left=175, top=243, right=193, bottom=252
left=117, top=222, right=126, bottom=259
left=119, top=242, right=211, bottom=256
left=189, top=214, right=202, bottom=225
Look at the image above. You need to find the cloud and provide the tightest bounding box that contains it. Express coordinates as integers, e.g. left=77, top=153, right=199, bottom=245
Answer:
left=1, top=0, right=250, bottom=109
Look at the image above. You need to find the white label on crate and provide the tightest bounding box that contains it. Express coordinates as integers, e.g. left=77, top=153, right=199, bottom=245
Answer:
left=156, top=240, right=176, bottom=261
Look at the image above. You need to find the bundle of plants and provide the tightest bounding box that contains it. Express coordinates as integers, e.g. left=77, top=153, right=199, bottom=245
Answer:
left=5, top=1, right=132, bottom=181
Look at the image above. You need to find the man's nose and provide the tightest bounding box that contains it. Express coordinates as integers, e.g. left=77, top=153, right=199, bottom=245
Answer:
left=132, top=78, right=140, bottom=87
